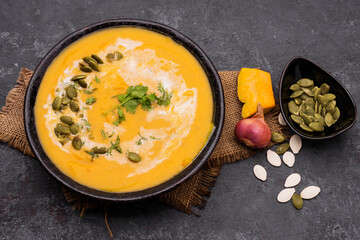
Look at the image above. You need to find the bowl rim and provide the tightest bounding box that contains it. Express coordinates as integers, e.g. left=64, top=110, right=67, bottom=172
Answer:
left=24, top=18, right=225, bottom=201
left=279, top=56, right=357, bottom=140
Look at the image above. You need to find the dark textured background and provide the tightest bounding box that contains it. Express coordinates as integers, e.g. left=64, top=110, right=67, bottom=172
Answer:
left=0, top=0, right=359, bottom=239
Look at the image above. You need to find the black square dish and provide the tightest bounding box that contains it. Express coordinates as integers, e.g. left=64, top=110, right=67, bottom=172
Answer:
left=279, top=57, right=357, bottom=140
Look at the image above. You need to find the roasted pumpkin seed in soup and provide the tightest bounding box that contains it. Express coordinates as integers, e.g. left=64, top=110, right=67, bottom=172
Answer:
left=288, top=78, right=340, bottom=132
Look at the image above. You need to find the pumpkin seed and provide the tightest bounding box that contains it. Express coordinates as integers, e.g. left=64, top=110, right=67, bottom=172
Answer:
left=290, top=90, right=304, bottom=98
left=300, top=93, right=311, bottom=100
left=325, top=113, right=334, bottom=127
left=300, top=123, right=313, bottom=132
left=309, top=122, right=324, bottom=132
left=92, top=147, right=107, bottom=154
left=127, top=151, right=141, bottom=162
left=299, top=102, right=306, bottom=115
left=320, top=83, right=330, bottom=94
left=302, top=87, right=315, bottom=97
left=70, top=100, right=80, bottom=112
left=78, top=79, right=88, bottom=88
left=56, top=124, right=70, bottom=134
left=300, top=186, right=321, bottom=199
left=288, top=101, right=299, bottom=115
left=294, top=97, right=303, bottom=105
left=290, top=84, right=301, bottom=91
left=60, top=116, right=74, bottom=125
left=253, top=165, right=267, bottom=181
left=300, top=113, right=312, bottom=125
left=333, top=107, right=340, bottom=121
left=277, top=188, right=295, bottom=203
left=80, top=65, right=92, bottom=72
left=278, top=113, right=287, bottom=126
left=89, top=60, right=101, bottom=72
left=318, top=104, right=322, bottom=115
left=317, top=95, right=329, bottom=107
left=314, top=113, right=325, bottom=126
left=314, top=88, right=321, bottom=101
left=271, top=132, right=285, bottom=143
left=66, top=86, right=77, bottom=99
left=289, top=135, right=302, bottom=154
left=283, top=151, right=295, bottom=167
left=297, top=78, right=314, bottom=88
left=309, top=116, right=316, bottom=122
left=292, top=193, right=303, bottom=210
left=59, top=139, right=68, bottom=145
left=106, top=53, right=114, bottom=62
left=72, top=136, right=82, bottom=150
left=305, top=106, right=315, bottom=117
left=52, top=96, right=61, bottom=110
left=326, top=103, right=335, bottom=115
left=54, top=127, right=62, bottom=138
left=276, top=143, right=290, bottom=155
left=61, top=96, right=71, bottom=105
left=284, top=173, right=301, bottom=188
left=305, top=98, right=315, bottom=109
left=312, top=86, right=319, bottom=92
left=323, top=93, right=336, bottom=102
left=314, top=101, right=318, bottom=113
left=91, top=54, right=104, bottom=64
left=322, top=107, right=326, bottom=116
left=291, top=114, right=304, bottom=125
left=83, top=56, right=96, bottom=64
left=114, top=51, right=123, bottom=61
left=71, top=75, right=86, bottom=81
left=267, top=150, right=281, bottom=167
left=70, top=124, right=79, bottom=134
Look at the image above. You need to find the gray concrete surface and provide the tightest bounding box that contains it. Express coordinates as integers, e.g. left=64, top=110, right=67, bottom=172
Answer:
left=0, top=0, right=359, bottom=239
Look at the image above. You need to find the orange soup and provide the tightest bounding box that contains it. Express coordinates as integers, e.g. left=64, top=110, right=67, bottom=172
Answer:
left=35, top=27, right=213, bottom=192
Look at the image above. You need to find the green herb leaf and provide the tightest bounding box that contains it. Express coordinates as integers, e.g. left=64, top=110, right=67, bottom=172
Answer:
left=107, top=136, right=122, bottom=154
left=124, top=99, right=140, bottom=113
left=82, top=119, right=91, bottom=131
left=101, top=128, right=106, bottom=140
left=136, top=133, right=148, bottom=145
left=84, top=150, right=98, bottom=161
left=86, top=97, right=97, bottom=105
left=150, top=136, right=161, bottom=140
left=82, top=107, right=89, bottom=110
left=95, top=76, right=100, bottom=83
left=157, top=83, right=172, bottom=107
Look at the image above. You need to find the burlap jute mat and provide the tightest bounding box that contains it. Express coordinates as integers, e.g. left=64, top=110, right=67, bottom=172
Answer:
left=0, top=68, right=289, bottom=214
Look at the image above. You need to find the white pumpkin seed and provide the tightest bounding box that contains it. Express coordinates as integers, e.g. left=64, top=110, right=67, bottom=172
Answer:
left=284, top=173, right=301, bottom=187
left=289, top=135, right=302, bottom=154
left=278, top=113, right=287, bottom=126
left=253, top=165, right=267, bottom=181
left=300, top=186, right=321, bottom=199
left=267, top=150, right=281, bottom=167
left=283, top=151, right=295, bottom=167
left=277, top=188, right=296, bottom=203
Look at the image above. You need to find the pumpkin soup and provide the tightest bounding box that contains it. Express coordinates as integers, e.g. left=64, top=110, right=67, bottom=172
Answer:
left=35, top=27, right=213, bottom=193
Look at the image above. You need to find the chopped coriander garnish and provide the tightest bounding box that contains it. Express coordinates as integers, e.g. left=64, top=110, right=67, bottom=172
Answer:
left=107, top=136, right=122, bottom=154
left=101, top=128, right=106, bottom=140
left=157, top=83, right=172, bottom=107
left=82, top=119, right=91, bottom=131
left=95, top=76, right=100, bottom=83
left=105, top=83, right=172, bottom=126
left=150, top=136, right=161, bottom=140
left=108, top=132, right=114, bottom=138
left=136, top=133, right=148, bottom=146
left=84, top=150, right=98, bottom=161
left=82, top=107, right=89, bottom=110
left=86, top=97, right=97, bottom=105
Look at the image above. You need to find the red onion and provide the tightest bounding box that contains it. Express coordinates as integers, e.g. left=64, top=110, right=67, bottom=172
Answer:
left=235, top=104, right=271, bottom=149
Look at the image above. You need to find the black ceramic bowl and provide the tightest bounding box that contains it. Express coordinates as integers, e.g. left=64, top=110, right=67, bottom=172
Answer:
left=24, top=19, right=224, bottom=201
left=279, top=57, right=356, bottom=140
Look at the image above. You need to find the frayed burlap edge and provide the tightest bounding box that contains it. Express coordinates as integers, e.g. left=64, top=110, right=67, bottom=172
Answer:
left=0, top=68, right=34, bottom=157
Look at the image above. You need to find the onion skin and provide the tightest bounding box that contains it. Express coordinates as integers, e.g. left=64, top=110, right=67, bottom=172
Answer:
left=235, top=104, right=271, bottom=149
